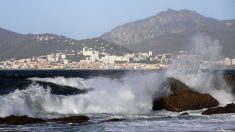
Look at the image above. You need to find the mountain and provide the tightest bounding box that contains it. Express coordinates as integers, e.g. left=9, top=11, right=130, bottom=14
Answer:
left=101, top=9, right=235, bottom=57
left=0, top=28, right=132, bottom=61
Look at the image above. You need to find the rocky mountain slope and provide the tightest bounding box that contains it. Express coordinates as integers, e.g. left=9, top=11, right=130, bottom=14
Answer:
left=0, top=28, right=132, bottom=61
left=101, top=9, right=235, bottom=57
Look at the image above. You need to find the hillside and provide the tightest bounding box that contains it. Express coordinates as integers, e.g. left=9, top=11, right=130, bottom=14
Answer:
left=0, top=29, right=132, bottom=61
left=101, top=9, right=235, bottom=57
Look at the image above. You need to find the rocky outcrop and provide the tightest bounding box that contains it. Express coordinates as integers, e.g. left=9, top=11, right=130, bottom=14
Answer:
left=202, top=103, right=235, bottom=115
left=0, top=115, right=44, bottom=125
left=0, top=115, right=89, bottom=125
left=152, top=78, right=219, bottom=112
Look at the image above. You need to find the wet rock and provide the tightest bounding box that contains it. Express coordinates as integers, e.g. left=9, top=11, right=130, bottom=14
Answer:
left=0, top=115, right=89, bottom=125
left=178, top=112, right=189, bottom=116
left=152, top=77, right=219, bottom=112
left=100, top=118, right=124, bottom=123
left=49, top=115, right=89, bottom=124
left=0, top=115, right=44, bottom=125
left=224, top=74, right=235, bottom=95
left=202, top=103, right=235, bottom=115
left=37, top=81, right=89, bottom=95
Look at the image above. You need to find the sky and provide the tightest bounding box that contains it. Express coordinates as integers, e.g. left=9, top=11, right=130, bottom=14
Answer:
left=0, top=0, right=234, bottom=40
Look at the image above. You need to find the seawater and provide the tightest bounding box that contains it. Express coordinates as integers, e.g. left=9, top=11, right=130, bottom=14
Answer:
left=0, top=70, right=235, bottom=132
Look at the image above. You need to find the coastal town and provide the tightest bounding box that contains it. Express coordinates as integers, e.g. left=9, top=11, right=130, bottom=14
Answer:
left=0, top=46, right=235, bottom=70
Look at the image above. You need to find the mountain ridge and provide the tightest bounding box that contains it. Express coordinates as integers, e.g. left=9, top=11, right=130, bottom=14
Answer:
left=0, top=28, right=132, bottom=61
left=101, top=9, right=235, bottom=57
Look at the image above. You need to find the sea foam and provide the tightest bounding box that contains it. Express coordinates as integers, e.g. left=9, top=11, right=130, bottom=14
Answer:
left=0, top=72, right=166, bottom=117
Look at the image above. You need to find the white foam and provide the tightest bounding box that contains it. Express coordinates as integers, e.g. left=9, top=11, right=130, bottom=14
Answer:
left=29, top=77, right=90, bottom=90
left=0, top=72, right=166, bottom=117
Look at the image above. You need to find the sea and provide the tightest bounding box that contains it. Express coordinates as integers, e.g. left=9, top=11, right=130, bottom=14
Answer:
left=0, top=70, right=235, bottom=132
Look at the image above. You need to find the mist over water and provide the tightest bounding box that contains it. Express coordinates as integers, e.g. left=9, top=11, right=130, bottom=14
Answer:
left=166, top=33, right=234, bottom=105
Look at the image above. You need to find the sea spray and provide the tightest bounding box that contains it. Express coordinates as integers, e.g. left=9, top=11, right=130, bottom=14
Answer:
left=29, top=77, right=90, bottom=90
left=0, top=71, right=166, bottom=117
left=166, top=33, right=234, bottom=105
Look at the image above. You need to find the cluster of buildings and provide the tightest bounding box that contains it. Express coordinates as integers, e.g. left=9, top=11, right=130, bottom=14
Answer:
left=0, top=47, right=170, bottom=70
left=1, top=47, right=234, bottom=70
left=217, top=58, right=235, bottom=66
left=173, top=51, right=235, bottom=69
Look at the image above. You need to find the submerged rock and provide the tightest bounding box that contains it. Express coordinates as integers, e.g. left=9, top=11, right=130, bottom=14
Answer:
left=0, top=115, right=44, bottom=125
left=0, top=115, right=89, bottom=125
left=152, top=77, right=219, bottom=112
left=100, top=118, right=125, bottom=123
left=202, top=103, right=235, bottom=115
left=49, top=115, right=89, bottom=124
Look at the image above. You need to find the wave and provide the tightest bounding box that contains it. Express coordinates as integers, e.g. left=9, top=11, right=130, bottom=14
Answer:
left=0, top=72, right=166, bottom=117
left=166, top=34, right=235, bottom=105
left=1, top=70, right=234, bottom=118
left=29, top=77, right=91, bottom=90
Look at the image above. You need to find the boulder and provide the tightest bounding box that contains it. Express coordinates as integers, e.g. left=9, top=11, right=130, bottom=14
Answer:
left=0, top=115, right=44, bottom=125
left=49, top=115, right=89, bottom=124
left=202, top=103, right=235, bottom=115
left=0, top=115, right=89, bottom=125
left=152, top=78, right=219, bottom=112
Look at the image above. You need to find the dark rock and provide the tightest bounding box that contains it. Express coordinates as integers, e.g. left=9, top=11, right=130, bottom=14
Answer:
left=0, top=115, right=44, bottom=125
left=37, top=81, right=89, bottom=95
left=49, top=115, right=89, bottom=124
left=202, top=103, right=235, bottom=115
left=152, top=77, right=219, bottom=112
left=0, top=115, right=89, bottom=125
left=100, top=118, right=124, bottom=123
left=224, top=74, right=235, bottom=95
left=178, top=112, right=189, bottom=116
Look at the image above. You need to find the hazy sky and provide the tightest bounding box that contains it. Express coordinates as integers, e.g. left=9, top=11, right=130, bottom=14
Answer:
left=0, top=0, right=234, bottom=39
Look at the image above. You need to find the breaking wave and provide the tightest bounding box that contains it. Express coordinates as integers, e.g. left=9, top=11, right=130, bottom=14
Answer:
left=29, top=77, right=91, bottom=90
left=0, top=72, right=166, bottom=117
left=166, top=33, right=235, bottom=105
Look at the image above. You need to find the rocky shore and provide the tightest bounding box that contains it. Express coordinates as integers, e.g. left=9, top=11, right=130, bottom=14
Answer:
left=153, top=77, right=235, bottom=115
left=202, top=103, right=235, bottom=115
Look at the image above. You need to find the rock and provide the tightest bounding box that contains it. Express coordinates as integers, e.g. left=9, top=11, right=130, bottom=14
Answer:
left=49, top=115, right=89, bottom=124
left=0, top=115, right=89, bottom=125
left=202, top=103, right=235, bottom=115
left=178, top=112, right=189, bottom=116
left=100, top=118, right=124, bottom=123
left=224, top=74, right=235, bottom=95
left=0, top=115, right=44, bottom=125
left=152, top=77, right=219, bottom=112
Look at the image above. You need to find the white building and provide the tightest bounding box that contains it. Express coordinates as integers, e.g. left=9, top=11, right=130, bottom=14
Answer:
left=82, top=47, right=100, bottom=61
left=61, top=54, right=66, bottom=59
left=223, top=58, right=232, bottom=65
left=101, top=55, right=129, bottom=64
